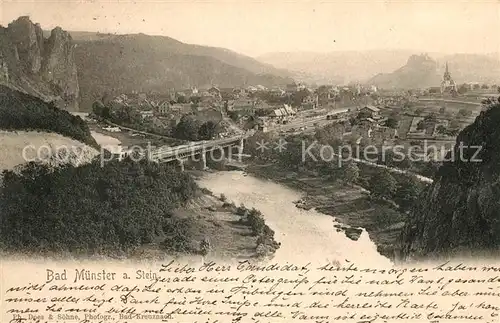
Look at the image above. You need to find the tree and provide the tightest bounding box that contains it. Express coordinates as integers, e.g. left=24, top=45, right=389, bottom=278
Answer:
left=174, top=115, right=202, bottom=141
left=280, top=136, right=308, bottom=169
left=395, top=175, right=423, bottom=212
left=402, top=102, right=413, bottom=111
left=349, top=117, right=359, bottom=126
left=457, top=109, right=472, bottom=118
left=246, top=132, right=276, bottom=161
left=369, top=169, right=397, bottom=199
left=198, top=121, right=220, bottom=140
left=101, top=91, right=113, bottom=105
left=416, top=120, right=425, bottom=130
left=436, top=124, right=447, bottom=134
left=424, top=113, right=438, bottom=123
left=92, top=100, right=109, bottom=119
left=414, top=108, right=424, bottom=116
left=190, top=96, right=201, bottom=105
left=457, top=84, right=468, bottom=94
left=343, top=162, right=359, bottom=184
left=384, top=117, right=399, bottom=129
left=291, top=89, right=310, bottom=107
left=417, top=113, right=437, bottom=130
left=422, top=160, right=441, bottom=178
left=228, top=111, right=239, bottom=122
left=439, top=106, right=446, bottom=114
left=398, top=158, right=412, bottom=170
left=449, top=119, right=460, bottom=129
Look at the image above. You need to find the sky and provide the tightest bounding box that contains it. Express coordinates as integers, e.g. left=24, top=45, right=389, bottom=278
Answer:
left=1, top=0, right=499, bottom=57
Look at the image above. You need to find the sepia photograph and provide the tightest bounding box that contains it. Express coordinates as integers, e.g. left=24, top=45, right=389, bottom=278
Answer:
left=0, top=1, right=499, bottom=322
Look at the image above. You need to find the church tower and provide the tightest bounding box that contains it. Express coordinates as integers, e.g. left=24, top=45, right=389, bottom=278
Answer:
left=440, top=62, right=457, bottom=94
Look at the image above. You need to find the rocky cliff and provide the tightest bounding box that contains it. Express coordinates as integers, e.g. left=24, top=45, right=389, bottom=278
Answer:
left=368, top=54, right=441, bottom=89
left=400, top=98, right=500, bottom=260
left=0, top=16, right=79, bottom=110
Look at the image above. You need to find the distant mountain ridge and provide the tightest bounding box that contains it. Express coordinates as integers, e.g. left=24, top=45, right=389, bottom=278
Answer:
left=69, top=32, right=294, bottom=110
left=368, top=53, right=500, bottom=89
left=50, top=31, right=292, bottom=77
left=258, top=50, right=417, bottom=84
left=259, top=50, right=500, bottom=87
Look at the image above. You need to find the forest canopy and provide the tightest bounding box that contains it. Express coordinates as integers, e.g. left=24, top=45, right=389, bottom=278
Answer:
left=0, top=158, right=198, bottom=256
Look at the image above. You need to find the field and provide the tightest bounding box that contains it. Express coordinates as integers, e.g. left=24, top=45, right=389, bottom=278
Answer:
left=414, top=99, right=483, bottom=116
left=0, top=130, right=99, bottom=172
left=397, top=116, right=413, bottom=139
left=393, top=99, right=482, bottom=142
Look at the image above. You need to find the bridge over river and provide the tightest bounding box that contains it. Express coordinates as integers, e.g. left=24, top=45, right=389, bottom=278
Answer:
left=149, top=134, right=250, bottom=171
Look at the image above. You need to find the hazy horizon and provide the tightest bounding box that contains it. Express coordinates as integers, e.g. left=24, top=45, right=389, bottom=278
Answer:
left=2, top=0, right=500, bottom=58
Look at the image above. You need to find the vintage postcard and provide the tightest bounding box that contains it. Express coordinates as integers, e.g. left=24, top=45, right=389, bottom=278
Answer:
left=0, top=1, right=499, bottom=322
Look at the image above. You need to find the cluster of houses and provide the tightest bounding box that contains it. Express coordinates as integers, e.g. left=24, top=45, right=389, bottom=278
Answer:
left=270, top=104, right=296, bottom=119
left=311, top=104, right=398, bottom=145
left=349, top=105, right=398, bottom=144
left=108, top=83, right=314, bottom=129
left=373, top=94, right=418, bottom=107
left=103, top=81, right=401, bottom=136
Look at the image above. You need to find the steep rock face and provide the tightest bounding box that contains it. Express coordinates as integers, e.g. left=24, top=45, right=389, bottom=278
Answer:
left=0, top=54, right=8, bottom=83
left=7, top=16, right=43, bottom=73
left=400, top=99, right=500, bottom=260
left=41, top=27, right=80, bottom=110
left=0, top=16, right=79, bottom=111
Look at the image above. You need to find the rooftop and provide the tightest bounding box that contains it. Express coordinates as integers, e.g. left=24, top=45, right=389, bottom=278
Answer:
left=363, top=105, right=381, bottom=112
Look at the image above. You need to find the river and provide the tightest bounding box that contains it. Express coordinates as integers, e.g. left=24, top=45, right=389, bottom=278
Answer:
left=197, top=171, right=392, bottom=267
left=90, top=131, right=393, bottom=267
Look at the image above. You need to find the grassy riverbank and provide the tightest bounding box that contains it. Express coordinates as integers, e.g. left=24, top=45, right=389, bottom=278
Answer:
left=132, top=190, right=268, bottom=261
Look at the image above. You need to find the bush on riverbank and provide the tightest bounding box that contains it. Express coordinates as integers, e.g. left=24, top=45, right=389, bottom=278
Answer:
left=230, top=202, right=279, bottom=257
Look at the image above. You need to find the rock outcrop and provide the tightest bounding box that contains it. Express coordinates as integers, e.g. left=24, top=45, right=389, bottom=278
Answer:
left=0, top=16, right=79, bottom=110
left=41, top=27, right=80, bottom=110
left=400, top=98, right=500, bottom=260
left=7, top=16, right=43, bottom=73
left=368, top=54, right=441, bottom=89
